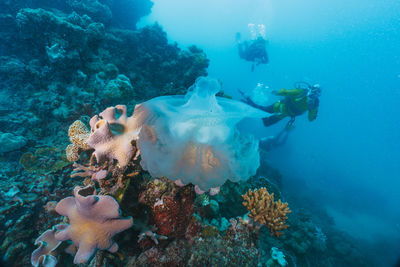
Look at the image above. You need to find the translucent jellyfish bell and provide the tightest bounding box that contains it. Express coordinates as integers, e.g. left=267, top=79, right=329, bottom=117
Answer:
left=135, top=77, right=270, bottom=191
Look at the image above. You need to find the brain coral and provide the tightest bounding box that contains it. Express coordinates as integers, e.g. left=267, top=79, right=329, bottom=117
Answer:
left=54, top=185, right=133, bottom=264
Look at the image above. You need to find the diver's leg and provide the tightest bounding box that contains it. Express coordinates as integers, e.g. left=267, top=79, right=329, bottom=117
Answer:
left=264, top=104, right=275, bottom=113
left=276, top=127, right=286, bottom=140
left=238, top=43, right=245, bottom=59
left=235, top=32, right=241, bottom=42
left=262, top=115, right=283, bottom=126
left=281, top=130, right=289, bottom=145
left=276, top=128, right=289, bottom=146
left=243, top=97, right=275, bottom=113
left=238, top=41, right=249, bottom=59
left=263, top=53, right=269, bottom=64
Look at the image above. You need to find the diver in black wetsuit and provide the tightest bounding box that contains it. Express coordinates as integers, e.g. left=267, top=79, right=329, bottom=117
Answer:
left=236, top=33, right=269, bottom=71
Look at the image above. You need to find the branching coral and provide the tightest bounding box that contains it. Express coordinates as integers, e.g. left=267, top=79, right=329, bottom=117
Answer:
left=54, top=185, right=133, bottom=264
left=242, top=187, right=291, bottom=237
left=66, top=120, right=91, bottom=162
left=87, top=105, right=141, bottom=167
left=70, top=162, right=108, bottom=181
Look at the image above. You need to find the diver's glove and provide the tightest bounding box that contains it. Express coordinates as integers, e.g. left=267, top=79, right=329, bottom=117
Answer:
left=271, top=90, right=279, bottom=95
left=307, top=96, right=319, bottom=109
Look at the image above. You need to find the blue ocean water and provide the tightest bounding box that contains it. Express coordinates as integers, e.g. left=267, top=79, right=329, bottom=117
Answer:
left=0, top=0, right=399, bottom=266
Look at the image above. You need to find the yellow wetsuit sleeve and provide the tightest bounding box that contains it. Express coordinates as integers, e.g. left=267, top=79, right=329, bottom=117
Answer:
left=277, top=88, right=305, bottom=96
left=308, top=107, right=318, bottom=121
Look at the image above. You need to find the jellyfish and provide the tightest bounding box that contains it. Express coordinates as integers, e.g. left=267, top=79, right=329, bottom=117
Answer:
left=135, top=77, right=270, bottom=192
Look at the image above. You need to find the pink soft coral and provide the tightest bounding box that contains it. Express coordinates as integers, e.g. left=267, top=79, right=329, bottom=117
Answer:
left=87, top=105, right=141, bottom=167
left=54, top=185, right=133, bottom=264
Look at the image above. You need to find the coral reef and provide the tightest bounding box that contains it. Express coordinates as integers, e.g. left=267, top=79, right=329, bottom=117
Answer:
left=186, top=217, right=260, bottom=267
left=0, top=163, right=72, bottom=265
left=242, top=187, right=291, bottom=237
left=131, top=217, right=260, bottom=267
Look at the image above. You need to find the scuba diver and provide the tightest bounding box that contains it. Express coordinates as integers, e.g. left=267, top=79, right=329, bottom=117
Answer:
left=240, top=82, right=321, bottom=127
left=236, top=33, right=269, bottom=71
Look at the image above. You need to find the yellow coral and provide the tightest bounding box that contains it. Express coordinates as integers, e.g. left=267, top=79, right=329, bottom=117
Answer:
left=66, top=120, right=90, bottom=162
left=66, top=144, right=79, bottom=162
left=68, top=120, right=90, bottom=150
left=242, top=187, right=291, bottom=237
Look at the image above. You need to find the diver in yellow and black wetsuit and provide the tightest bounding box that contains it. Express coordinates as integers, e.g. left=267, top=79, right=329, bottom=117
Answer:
left=241, top=83, right=321, bottom=127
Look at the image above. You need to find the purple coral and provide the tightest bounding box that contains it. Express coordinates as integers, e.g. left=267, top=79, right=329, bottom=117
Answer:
left=54, top=185, right=133, bottom=264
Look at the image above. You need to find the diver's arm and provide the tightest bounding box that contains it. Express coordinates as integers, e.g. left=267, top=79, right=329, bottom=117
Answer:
left=238, top=90, right=272, bottom=112
left=245, top=97, right=273, bottom=113
left=275, top=88, right=305, bottom=96
left=308, top=108, right=318, bottom=121
left=216, top=91, right=233, bottom=99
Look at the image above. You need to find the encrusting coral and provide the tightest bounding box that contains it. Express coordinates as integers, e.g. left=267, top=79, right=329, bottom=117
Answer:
left=66, top=120, right=91, bottom=162
left=139, top=178, right=196, bottom=239
left=53, top=185, right=133, bottom=264
left=242, top=187, right=291, bottom=237
left=87, top=105, right=141, bottom=167
left=20, top=146, right=70, bottom=174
